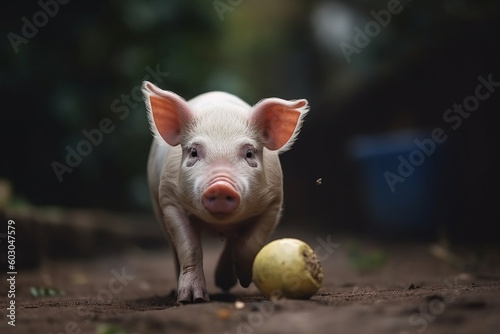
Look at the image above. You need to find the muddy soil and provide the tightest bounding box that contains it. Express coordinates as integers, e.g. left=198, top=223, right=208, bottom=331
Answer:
left=0, top=211, right=499, bottom=334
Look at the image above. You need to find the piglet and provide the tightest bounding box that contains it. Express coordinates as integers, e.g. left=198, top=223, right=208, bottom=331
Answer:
left=142, top=81, right=309, bottom=302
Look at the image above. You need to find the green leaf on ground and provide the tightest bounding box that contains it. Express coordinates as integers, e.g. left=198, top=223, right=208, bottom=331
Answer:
left=348, top=242, right=387, bottom=271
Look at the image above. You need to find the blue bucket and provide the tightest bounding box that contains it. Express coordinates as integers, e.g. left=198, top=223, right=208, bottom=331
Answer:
left=349, top=129, right=445, bottom=237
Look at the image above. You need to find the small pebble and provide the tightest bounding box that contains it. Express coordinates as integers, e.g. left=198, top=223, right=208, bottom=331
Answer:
left=408, top=282, right=421, bottom=290
left=217, top=308, right=231, bottom=320
left=234, top=301, right=245, bottom=309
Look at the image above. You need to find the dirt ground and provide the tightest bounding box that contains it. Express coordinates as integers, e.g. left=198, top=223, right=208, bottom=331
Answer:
left=1, top=210, right=499, bottom=334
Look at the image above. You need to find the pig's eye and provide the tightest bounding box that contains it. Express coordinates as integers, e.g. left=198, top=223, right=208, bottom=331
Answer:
left=190, top=148, right=198, bottom=158
left=245, top=148, right=257, bottom=167
left=186, top=146, right=200, bottom=167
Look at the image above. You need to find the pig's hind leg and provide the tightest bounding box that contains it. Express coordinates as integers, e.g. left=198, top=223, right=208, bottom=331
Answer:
left=233, top=204, right=281, bottom=288
left=215, top=240, right=237, bottom=291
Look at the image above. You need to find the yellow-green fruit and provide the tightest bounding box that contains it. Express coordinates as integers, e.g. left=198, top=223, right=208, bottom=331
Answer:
left=252, top=238, right=323, bottom=299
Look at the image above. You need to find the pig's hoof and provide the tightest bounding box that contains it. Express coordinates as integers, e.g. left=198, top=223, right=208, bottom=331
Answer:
left=239, top=277, right=252, bottom=288
left=235, top=265, right=253, bottom=288
left=177, top=286, right=210, bottom=303
left=177, top=271, right=210, bottom=303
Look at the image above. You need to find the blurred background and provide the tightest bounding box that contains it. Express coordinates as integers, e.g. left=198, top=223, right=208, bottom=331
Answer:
left=1, top=0, right=499, bottom=244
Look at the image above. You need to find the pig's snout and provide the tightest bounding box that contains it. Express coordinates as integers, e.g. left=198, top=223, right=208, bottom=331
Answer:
left=202, top=179, right=240, bottom=216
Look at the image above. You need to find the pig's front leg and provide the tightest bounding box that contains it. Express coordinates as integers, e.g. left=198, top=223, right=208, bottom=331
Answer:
left=163, top=205, right=209, bottom=303
left=233, top=202, right=282, bottom=287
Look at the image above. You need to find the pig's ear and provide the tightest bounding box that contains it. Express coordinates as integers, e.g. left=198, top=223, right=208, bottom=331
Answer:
left=251, top=98, right=309, bottom=152
left=142, top=81, right=194, bottom=146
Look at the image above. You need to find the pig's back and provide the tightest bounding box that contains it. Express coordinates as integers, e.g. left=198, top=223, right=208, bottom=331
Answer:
left=147, top=140, right=170, bottom=220
left=148, top=141, right=168, bottom=187
left=188, top=92, right=250, bottom=110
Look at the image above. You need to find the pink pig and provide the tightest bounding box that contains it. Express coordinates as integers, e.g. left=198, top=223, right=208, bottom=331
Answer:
left=142, top=81, right=309, bottom=302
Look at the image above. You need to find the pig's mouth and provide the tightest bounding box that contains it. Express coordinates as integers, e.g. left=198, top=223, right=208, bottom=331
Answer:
left=202, top=177, right=241, bottom=219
